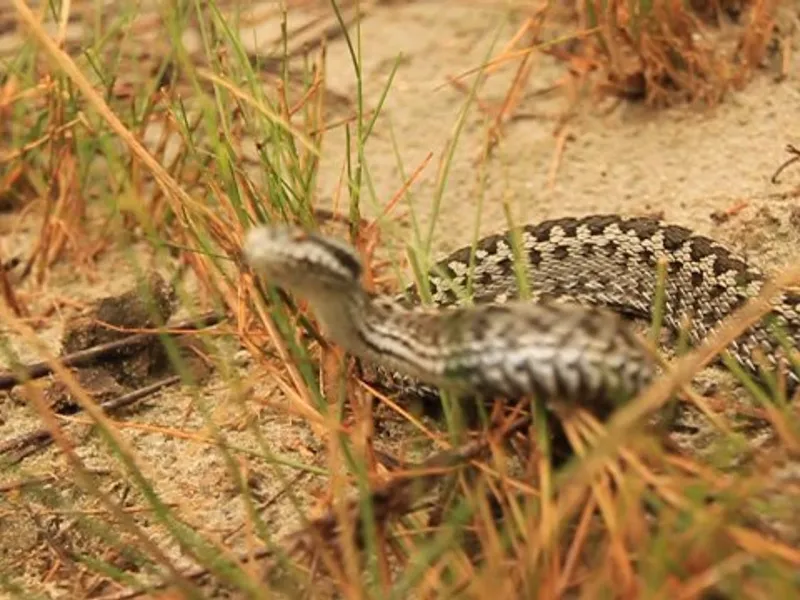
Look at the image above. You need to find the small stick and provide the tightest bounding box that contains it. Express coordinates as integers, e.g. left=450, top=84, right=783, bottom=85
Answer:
left=0, top=311, right=224, bottom=390
left=770, top=144, right=800, bottom=184
left=0, top=250, right=26, bottom=317
left=1, top=375, right=182, bottom=465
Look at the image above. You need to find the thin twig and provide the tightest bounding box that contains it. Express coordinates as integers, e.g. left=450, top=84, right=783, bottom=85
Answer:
left=770, top=144, right=800, bottom=184
left=0, top=469, right=112, bottom=494
left=0, top=311, right=224, bottom=390
left=1, top=375, right=182, bottom=464
left=0, top=255, right=26, bottom=317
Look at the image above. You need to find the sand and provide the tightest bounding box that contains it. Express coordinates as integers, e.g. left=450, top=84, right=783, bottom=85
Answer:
left=1, top=1, right=799, bottom=597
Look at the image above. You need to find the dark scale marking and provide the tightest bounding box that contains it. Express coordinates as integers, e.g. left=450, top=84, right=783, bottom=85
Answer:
left=782, top=292, right=800, bottom=307
left=497, top=256, right=513, bottom=271
left=477, top=270, right=495, bottom=288
left=668, top=261, right=686, bottom=277
left=528, top=248, right=543, bottom=267
left=581, top=243, right=596, bottom=257
left=314, top=237, right=363, bottom=280
left=488, top=233, right=509, bottom=252
left=691, top=292, right=712, bottom=318
left=638, top=249, right=655, bottom=266
left=441, top=245, right=473, bottom=275
left=529, top=217, right=577, bottom=243
left=604, top=241, right=619, bottom=257
left=661, top=225, right=693, bottom=252
left=529, top=222, right=556, bottom=243
left=690, top=271, right=704, bottom=288
left=621, top=217, right=661, bottom=240
left=552, top=245, right=569, bottom=260
left=688, top=238, right=720, bottom=263
left=554, top=218, right=580, bottom=237
left=710, top=253, right=751, bottom=280
left=585, top=215, right=623, bottom=235
left=708, top=284, right=728, bottom=300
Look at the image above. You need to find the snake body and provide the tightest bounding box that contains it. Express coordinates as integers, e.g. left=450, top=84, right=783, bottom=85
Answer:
left=408, top=215, right=800, bottom=389
left=245, top=214, right=800, bottom=408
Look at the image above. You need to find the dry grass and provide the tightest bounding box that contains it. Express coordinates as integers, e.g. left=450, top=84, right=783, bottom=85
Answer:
left=458, top=0, right=787, bottom=159
left=1, top=0, right=799, bottom=598
left=578, top=0, right=781, bottom=106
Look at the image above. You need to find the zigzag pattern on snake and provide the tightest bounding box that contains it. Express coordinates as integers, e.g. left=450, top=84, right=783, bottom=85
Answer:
left=244, top=214, right=800, bottom=409
left=384, top=214, right=800, bottom=397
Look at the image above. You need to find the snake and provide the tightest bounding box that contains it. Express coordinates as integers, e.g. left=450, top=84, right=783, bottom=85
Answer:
left=244, top=214, right=800, bottom=410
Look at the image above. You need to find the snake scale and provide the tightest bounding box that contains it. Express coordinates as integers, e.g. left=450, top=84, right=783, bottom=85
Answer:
left=244, top=214, right=800, bottom=410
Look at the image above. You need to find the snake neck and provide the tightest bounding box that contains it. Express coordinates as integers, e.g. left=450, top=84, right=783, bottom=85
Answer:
left=301, top=284, right=365, bottom=350
left=299, top=279, right=654, bottom=403
left=301, top=284, right=403, bottom=361
left=301, top=282, right=458, bottom=387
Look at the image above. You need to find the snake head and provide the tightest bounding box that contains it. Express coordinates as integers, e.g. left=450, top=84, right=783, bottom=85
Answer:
left=244, top=225, right=363, bottom=295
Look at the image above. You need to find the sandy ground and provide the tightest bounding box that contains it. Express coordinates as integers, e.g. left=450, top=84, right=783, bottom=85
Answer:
left=311, top=4, right=800, bottom=267
left=2, top=1, right=800, bottom=597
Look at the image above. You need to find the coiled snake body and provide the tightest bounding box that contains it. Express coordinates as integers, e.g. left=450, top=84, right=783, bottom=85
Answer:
left=245, top=214, right=800, bottom=408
